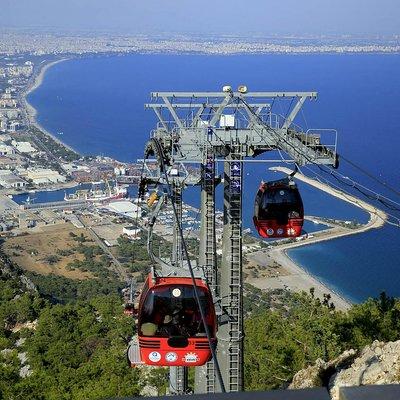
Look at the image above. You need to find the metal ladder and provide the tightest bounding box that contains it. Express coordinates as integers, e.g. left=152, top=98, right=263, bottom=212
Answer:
left=169, top=366, right=188, bottom=395
left=171, top=183, right=184, bottom=267
left=226, top=147, right=243, bottom=392
left=195, top=145, right=217, bottom=393
left=216, top=144, right=244, bottom=392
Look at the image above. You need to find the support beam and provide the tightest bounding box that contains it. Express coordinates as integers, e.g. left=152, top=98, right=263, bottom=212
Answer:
left=169, top=181, right=188, bottom=395
left=210, top=95, right=232, bottom=126
left=191, top=104, right=206, bottom=128
left=171, top=183, right=184, bottom=267
left=162, top=96, right=184, bottom=129
left=282, top=96, right=307, bottom=129
left=169, top=366, right=188, bottom=395
left=145, top=103, right=271, bottom=109
left=151, top=91, right=317, bottom=98
left=152, top=107, right=168, bottom=130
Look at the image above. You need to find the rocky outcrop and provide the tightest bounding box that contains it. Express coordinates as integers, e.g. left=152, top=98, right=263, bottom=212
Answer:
left=11, top=320, right=37, bottom=333
left=329, top=341, right=400, bottom=399
left=290, top=340, right=400, bottom=400
left=289, top=349, right=357, bottom=389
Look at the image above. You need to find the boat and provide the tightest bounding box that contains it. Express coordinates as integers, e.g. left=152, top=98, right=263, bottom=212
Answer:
left=64, top=181, right=128, bottom=203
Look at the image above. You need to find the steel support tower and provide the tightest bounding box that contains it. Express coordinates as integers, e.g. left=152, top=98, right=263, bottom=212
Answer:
left=217, top=149, right=244, bottom=391
left=143, top=88, right=338, bottom=393
left=169, top=181, right=188, bottom=395
left=195, top=145, right=218, bottom=392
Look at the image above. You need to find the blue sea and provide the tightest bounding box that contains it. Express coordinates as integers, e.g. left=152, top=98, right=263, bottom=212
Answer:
left=27, top=54, right=400, bottom=303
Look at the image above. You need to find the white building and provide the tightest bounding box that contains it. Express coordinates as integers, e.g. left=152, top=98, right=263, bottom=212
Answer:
left=8, top=121, right=20, bottom=132
left=2, top=88, right=12, bottom=100
left=114, top=166, right=126, bottom=176
left=0, top=171, right=27, bottom=189
left=123, top=226, right=141, bottom=238
left=104, top=200, right=140, bottom=219
left=24, top=168, right=66, bottom=185
left=0, top=118, right=7, bottom=132
left=0, top=144, right=15, bottom=156
left=0, top=109, right=20, bottom=119
left=62, top=162, right=90, bottom=173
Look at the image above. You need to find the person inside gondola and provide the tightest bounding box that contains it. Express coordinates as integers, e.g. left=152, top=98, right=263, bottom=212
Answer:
left=260, top=186, right=301, bottom=224
left=140, top=285, right=214, bottom=338
left=156, top=305, right=203, bottom=337
left=156, top=314, right=175, bottom=336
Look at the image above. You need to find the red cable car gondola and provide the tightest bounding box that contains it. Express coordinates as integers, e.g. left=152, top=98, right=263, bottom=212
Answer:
left=137, top=273, right=217, bottom=367
left=253, top=177, right=304, bottom=238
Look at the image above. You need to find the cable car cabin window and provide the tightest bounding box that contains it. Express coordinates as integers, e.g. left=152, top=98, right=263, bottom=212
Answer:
left=139, top=285, right=213, bottom=339
left=259, top=187, right=303, bottom=223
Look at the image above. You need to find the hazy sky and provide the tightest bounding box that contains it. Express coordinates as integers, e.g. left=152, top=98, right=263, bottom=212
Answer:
left=1, top=0, right=399, bottom=36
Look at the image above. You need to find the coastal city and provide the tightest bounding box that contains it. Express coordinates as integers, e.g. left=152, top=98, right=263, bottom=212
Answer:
left=1, top=1, right=400, bottom=398
left=1, top=30, right=400, bottom=56
left=0, top=39, right=383, bottom=313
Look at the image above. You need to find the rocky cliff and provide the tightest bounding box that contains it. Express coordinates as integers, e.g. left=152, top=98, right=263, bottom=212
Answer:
left=289, top=340, right=400, bottom=399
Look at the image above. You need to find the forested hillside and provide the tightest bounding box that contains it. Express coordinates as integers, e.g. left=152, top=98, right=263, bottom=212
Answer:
left=2, top=250, right=400, bottom=399
left=0, top=253, right=165, bottom=399
left=244, top=289, right=400, bottom=390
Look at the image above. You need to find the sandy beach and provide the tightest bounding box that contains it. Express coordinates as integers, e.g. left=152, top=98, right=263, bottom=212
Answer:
left=20, top=57, right=78, bottom=154
left=246, top=167, right=388, bottom=311
left=247, top=248, right=352, bottom=311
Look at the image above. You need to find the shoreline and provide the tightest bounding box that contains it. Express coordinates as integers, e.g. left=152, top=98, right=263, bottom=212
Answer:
left=21, top=57, right=80, bottom=155
left=249, top=167, right=387, bottom=311
left=18, top=54, right=387, bottom=310
left=247, top=247, right=352, bottom=311
left=247, top=168, right=388, bottom=310
left=282, top=249, right=352, bottom=309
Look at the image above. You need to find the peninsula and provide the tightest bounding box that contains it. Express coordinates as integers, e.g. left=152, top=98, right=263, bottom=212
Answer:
left=246, top=167, right=387, bottom=311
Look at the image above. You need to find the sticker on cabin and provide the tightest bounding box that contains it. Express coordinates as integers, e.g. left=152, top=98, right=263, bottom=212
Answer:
left=165, top=352, right=178, bottom=363
left=287, top=228, right=296, bottom=236
left=267, top=228, right=274, bottom=235
left=183, top=352, right=199, bottom=363
left=277, top=228, right=284, bottom=235
left=148, top=351, right=161, bottom=362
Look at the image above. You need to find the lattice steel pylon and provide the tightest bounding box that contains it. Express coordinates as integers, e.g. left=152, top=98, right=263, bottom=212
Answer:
left=195, top=143, right=218, bottom=392
left=143, top=88, right=338, bottom=393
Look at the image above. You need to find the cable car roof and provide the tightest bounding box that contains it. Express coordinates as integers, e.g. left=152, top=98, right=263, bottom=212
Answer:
left=147, top=274, right=210, bottom=290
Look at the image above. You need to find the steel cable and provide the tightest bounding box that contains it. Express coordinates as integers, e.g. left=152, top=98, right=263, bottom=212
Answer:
left=149, top=138, right=226, bottom=392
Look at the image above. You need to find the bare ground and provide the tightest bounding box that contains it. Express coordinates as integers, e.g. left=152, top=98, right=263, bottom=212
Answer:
left=2, top=223, right=94, bottom=280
